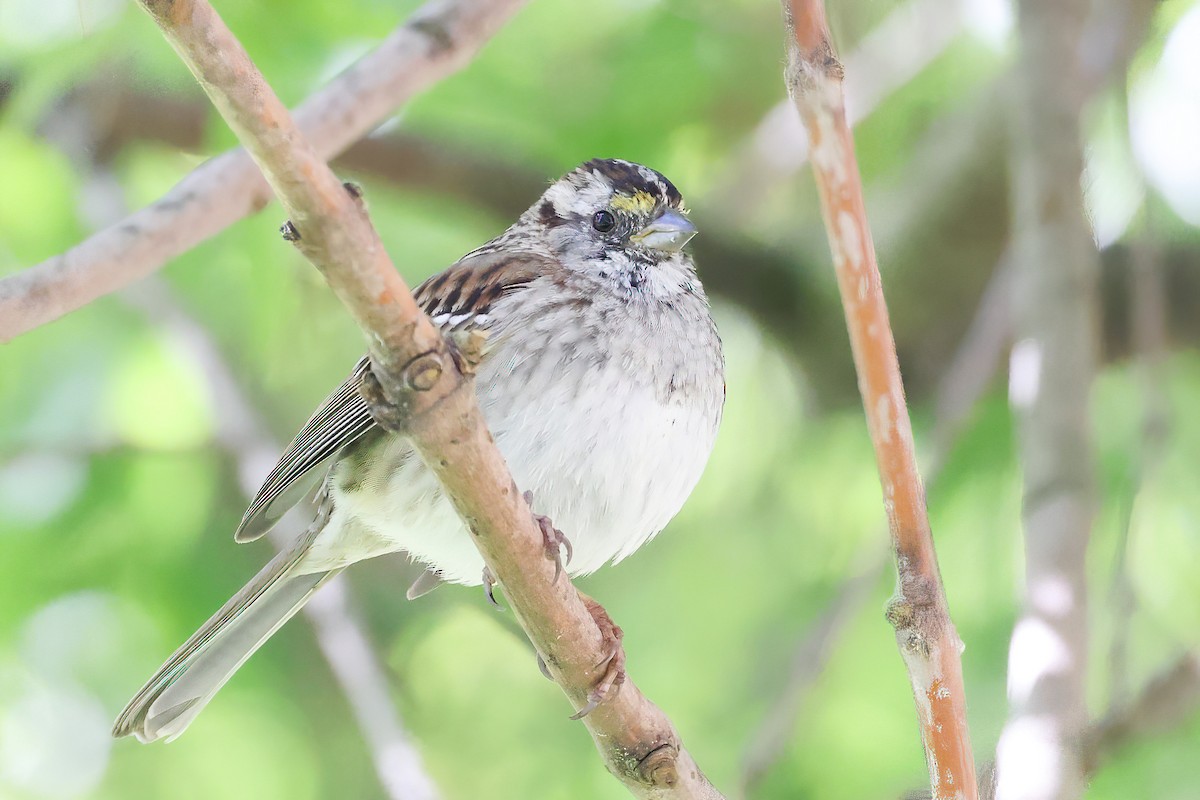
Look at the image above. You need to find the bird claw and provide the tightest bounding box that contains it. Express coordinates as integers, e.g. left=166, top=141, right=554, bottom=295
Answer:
left=524, top=490, right=573, bottom=583
left=537, top=652, right=553, bottom=681
left=357, top=365, right=406, bottom=431
left=482, top=568, right=503, bottom=610
left=569, top=593, right=625, bottom=720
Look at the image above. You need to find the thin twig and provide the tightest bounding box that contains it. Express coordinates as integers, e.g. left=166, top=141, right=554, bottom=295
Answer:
left=123, top=278, right=439, bottom=800
left=132, top=1, right=723, bottom=796
left=1083, top=651, right=1200, bottom=776
left=741, top=552, right=888, bottom=796
left=0, top=0, right=528, bottom=343
left=779, top=3, right=978, bottom=798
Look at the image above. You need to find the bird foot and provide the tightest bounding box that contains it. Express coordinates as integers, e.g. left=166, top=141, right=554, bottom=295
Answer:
left=357, top=364, right=407, bottom=431
left=524, top=490, right=573, bottom=583
left=482, top=567, right=503, bottom=610
left=570, top=593, right=625, bottom=720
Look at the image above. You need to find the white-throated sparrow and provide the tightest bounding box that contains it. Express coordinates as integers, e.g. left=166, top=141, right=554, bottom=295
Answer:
left=114, top=158, right=726, bottom=742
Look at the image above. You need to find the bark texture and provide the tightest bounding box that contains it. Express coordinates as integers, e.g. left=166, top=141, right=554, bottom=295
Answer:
left=781, top=2, right=978, bottom=797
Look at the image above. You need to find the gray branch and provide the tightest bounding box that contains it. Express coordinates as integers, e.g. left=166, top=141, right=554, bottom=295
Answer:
left=994, top=0, right=1100, bottom=796
left=0, top=0, right=529, bottom=342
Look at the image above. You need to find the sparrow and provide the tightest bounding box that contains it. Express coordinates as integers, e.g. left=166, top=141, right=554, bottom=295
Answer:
left=114, top=158, right=726, bottom=743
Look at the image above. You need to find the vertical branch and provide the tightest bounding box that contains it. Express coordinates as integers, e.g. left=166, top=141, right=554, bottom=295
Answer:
left=779, top=3, right=978, bottom=798
left=742, top=248, right=1016, bottom=793
left=994, top=0, right=1099, bottom=797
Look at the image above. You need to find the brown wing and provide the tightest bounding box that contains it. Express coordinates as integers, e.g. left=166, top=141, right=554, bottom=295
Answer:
left=233, top=249, right=556, bottom=543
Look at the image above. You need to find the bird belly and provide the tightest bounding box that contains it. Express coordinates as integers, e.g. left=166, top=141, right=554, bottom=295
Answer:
left=320, top=359, right=718, bottom=586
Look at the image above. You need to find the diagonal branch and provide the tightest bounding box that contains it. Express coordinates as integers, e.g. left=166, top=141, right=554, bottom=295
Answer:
left=741, top=552, right=887, bottom=796
left=0, top=0, right=528, bottom=343
left=38, top=78, right=440, bottom=798
left=1083, top=651, right=1200, bottom=777
left=132, top=0, right=723, bottom=797
left=779, top=2, right=979, bottom=798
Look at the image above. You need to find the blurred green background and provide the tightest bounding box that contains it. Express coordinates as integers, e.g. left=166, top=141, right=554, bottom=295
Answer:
left=3, top=0, right=1200, bottom=797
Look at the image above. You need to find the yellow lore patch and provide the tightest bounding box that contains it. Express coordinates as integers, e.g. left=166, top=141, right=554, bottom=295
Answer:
left=609, top=190, right=657, bottom=213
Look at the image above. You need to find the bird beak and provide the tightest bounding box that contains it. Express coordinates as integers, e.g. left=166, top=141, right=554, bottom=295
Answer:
left=630, top=210, right=698, bottom=253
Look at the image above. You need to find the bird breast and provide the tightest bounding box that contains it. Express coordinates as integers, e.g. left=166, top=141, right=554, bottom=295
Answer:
left=325, top=278, right=724, bottom=585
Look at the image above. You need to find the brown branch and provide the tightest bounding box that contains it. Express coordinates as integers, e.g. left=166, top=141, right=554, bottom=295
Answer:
left=38, top=77, right=441, bottom=796
left=742, top=249, right=1017, bottom=792
left=780, top=3, right=978, bottom=798
left=132, top=0, right=722, bottom=797
left=713, top=0, right=968, bottom=228
left=0, top=0, right=528, bottom=343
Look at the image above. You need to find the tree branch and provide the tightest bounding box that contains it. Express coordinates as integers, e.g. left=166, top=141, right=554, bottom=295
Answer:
left=38, top=76, right=442, bottom=797
left=780, top=3, right=979, bottom=798
left=741, top=552, right=888, bottom=796
left=713, top=0, right=968, bottom=228
left=742, top=242, right=1017, bottom=792
left=0, top=0, right=528, bottom=343
left=1083, top=651, right=1200, bottom=777
left=993, top=0, right=1100, bottom=797
left=131, top=0, right=723, bottom=796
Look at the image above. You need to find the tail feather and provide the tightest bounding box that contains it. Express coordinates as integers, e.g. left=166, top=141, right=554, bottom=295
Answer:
left=114, top=543, right=341, bottom=743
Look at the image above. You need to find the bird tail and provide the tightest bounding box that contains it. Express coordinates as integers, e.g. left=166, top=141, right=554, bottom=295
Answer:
left=113, top=541, right=341, bottom=743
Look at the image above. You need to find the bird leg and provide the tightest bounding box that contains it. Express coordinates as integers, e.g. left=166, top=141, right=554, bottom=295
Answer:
left=570, top=592, right=626, bottom=720
left=523, top=490, right=573, bottom=583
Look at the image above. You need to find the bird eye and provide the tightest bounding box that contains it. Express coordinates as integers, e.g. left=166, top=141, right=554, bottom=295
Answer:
left=592, top=210, right=616, bottom=233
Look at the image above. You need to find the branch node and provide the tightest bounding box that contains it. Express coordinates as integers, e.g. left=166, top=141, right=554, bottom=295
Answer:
left=782, top=3, right=843, bottom=100
left=404, top=352, right=445, bottom=392
left=342, top=180, right=367, bottom=209
left=885, top=598, right=930, bottom=657
left=637, top=742, right=681, bottom=788
left=408, top=14, right=455, bottom=56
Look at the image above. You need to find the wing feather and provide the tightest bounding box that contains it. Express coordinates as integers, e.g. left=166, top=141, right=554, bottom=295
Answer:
left=233, top=249, right=557, bottom=543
